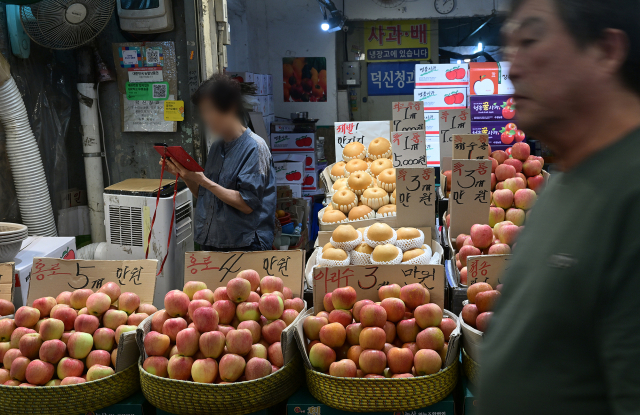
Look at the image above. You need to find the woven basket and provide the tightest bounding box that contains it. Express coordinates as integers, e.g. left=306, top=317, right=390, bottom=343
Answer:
left=0, top=363, right=139, bottom=415
left=462, top=348, right=480, bottom=385
left=305, top=360, right=459, bottom=412
left=140, top=352, right=304, bottom=415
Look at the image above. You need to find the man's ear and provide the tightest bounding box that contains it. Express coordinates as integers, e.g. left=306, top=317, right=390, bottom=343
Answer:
left=596, top=28, right=630, bottom=77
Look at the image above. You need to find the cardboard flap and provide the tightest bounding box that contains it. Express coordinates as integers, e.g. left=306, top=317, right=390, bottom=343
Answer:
left=449, top=159, right=491, bottom=238
left=466, top=254, right=511, bottom=287
left=392, top=101, right=425, bottom=132
left=0, top=263, right=14, bottom=303
left=312, top=263, right=446, bottom=311
left=396, top=168, right=436, bottom=234
left=273, top=153, right=306, bottom=163
left=184, top=250, right=305, bottom=298
left=391, top=131, right=426, bottom=168
left=439, top=109, right=470, bottom=168
left=452, top=134, right=489, bottom=160
left=27, top=258, right=158, bottom=306
left=115, top=330, right=139, bottom=372
left=443, top=309, right=462, bottom=368
left=281, top=300, right=308, bottom=365
left=294, top=308, right=315, bottom=369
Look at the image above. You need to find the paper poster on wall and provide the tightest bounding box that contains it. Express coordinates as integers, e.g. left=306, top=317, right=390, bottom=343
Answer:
left=334, top=121, right=391, bottom=162
left=123, top=94, right=175, bottom=132
left=283, top=57, right=327, bottom=102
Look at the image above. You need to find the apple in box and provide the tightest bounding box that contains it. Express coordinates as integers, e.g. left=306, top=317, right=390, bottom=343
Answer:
left=270, top=133, right=314, bottom=151
left=471, top=121, right=526, bottom=147
left=414, top=87, right=467, bottom=110
left=469, top=62, right=515, bottom=96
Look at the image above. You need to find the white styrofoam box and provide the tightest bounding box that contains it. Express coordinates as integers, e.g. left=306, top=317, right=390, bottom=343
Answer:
left=227, top=72, right=254, bottom=83
left=302, top=171, right=317, bottom=189
left=271, top=132, right=315, bottom=152
left=424, top=111, right=439, bottom=135
left=267, top=75, right=273, bottom=95
left=415, top=63, right=469, bottom=88
left=273, top=153, right=306, bottom=185
left=414, top=87, right=468, bottom=111
left=289, top=184, right=302, bottom=198
left=258, top=96, right=268, bottom=115
left=14, top=236, right=77, bottom=307
left=268, top=95, right=274, bottom=115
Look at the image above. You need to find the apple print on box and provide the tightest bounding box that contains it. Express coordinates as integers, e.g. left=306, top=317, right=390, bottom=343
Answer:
left=471, top=120, right=526, bottom=147
left=270, top=133, right=315, bottom=151
left=415, top=63, right=469, bottom=87
left=470, top=95, right=517, bottom=121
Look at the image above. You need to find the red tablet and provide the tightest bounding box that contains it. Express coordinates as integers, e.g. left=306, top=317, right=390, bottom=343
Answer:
left=154, top=144, right=204, bottom=172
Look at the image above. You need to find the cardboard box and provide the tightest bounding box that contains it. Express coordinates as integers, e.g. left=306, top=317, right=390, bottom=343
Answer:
left=273, top=153, right=305, bottom=185
left=257, top=96, right=268, bottom=115
left=270, top=132, right=315, bottom=152
left=469, top=62, right=515, bottom=96
left=227, top=71, right=254, bottom=84
left=290, top=184, right=302, bottom=198
left=267, top=94, right=274, bottom=115
left=415, top=63, right=469, bottom=88
left=13, top=237, right=77, bottom=308
left=424, top=110, right=439, bottom=134
left=256, top=74, right=267, bottom=95
left=267, top=74, right=273, bottom=95
left=470, top=94, right=516, bottom=121
left=470, top=120, right=526, bottom=148
left=287, top=386, right=455, bottom=415
left=92, top=391, right=153, bottom=415
left=303, top=152, right=316, bottom=171
left=414, top=87, right=468, bottom=111
left=302, top=171, right=317, bottom=189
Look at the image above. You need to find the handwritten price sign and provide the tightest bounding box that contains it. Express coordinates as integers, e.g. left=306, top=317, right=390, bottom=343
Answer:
left=449, top=159, right=491, bottom=238
left=312, top=264, right=445, bottom=311
left=395, top=168, right=436, bottom=230
left=392, top=101, right=425, bottom=132
left=391, top=131, right=427, bottom=168
left=466, top=254, right=512, bottom=287
left=27, top=258, right=157, bottom=306
left=453, top=134, right=489, bottom=160
left=0, top=263, right=14, bottom=303
left=439, top=109, right=470, bottom=171
left=185, top=250, right=305, bottom=297
left=334, top=121, right=390, bottom=162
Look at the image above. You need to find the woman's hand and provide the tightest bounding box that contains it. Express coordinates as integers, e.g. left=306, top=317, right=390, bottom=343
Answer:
left=160, top=157, right=206, bottom=184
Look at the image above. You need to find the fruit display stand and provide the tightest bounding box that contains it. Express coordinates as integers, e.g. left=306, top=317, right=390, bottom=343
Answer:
left=318, top=206, right=398, bottom=231
left=137, top=310, right=304, bottom=415
left=295, top=307, right=461, bottom=412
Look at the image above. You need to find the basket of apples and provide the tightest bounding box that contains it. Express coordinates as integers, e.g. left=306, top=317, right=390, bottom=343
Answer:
left=459, top=282, right=500, bottom=384
left=137, top=271, right=306, bottom=415
left=296, top=284, right=461, bottom=412
left=0, top=283, right=151, bottom=415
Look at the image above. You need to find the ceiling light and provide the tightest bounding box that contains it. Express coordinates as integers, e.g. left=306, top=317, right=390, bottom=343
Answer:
left=321, top=22, right=330, bottom=31
left=457, top=60, right=461, bottom=64
left=477, top=42, right=483, bottom=52
left=464, top=59, right=471, bottom=62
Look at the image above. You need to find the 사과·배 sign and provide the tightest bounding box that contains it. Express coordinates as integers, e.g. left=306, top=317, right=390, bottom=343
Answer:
left=395, top=168, right=436, bottom=230
left=27, top=258, right=158, bottom=306
left=449, top=159, right=491, bottom=238
left=184, top=250, right=305, bottom=298
left=313, top=264, right=445, bottom=311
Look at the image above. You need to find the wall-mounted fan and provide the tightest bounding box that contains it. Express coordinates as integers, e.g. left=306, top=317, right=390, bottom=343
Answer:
left=20, top=0, right=114, bottom=50
left=370, top=0, right=407, bottom=8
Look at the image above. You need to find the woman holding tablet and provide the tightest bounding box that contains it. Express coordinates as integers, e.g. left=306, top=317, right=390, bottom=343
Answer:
left=161, top=74, right=276, bottom=251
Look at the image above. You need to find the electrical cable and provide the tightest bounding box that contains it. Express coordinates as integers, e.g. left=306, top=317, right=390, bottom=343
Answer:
left=96, top=81, right=111, bottom=186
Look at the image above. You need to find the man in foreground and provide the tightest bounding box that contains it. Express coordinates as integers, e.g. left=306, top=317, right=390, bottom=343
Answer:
left=479, top=0, right=640, bottom=414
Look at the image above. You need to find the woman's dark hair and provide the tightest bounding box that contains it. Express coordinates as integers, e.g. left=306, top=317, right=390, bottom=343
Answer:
left=191, top=73, right=257, bottom=113
left=511, top=0, right=640, bottom=96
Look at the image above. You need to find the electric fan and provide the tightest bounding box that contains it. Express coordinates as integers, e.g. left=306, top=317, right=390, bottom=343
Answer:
left=20, top=0, right=114, bottom=50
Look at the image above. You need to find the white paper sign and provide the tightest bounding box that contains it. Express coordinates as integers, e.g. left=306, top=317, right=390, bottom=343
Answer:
left=334, top=121, right=391, bottom=162
left=391, top=131, right=426, bottom=168
left=123, top=94, right=175, bottom=132
left=128, top=68, right=163, bottom=83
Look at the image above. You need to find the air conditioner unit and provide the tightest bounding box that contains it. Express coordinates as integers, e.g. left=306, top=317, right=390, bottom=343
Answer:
left=97, top=179, right=194, bottom=307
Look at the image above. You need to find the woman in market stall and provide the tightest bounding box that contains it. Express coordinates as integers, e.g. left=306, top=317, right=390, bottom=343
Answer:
left=161, top=74, right=276, bottom=251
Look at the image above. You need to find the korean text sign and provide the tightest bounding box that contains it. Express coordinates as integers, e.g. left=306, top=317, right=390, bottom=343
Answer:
left=185, top=250, right=305, bottom=298
left=391, top=131, right=426, bottom=168
left=392, top=101, right=425, bottom=132
left=334, top=121, right=390, bottom=162
left=466, top=254, right=511, bottom=287
left=0, top=263, right=13, bottom=303
left=395, top=168, right=436, bottom=229
left=27, top=258, right=158, bottom=306
left=439, top=109, right=471, bottom=171
left=452, top=134, right=489, bottom=160
left=368, top=62, right=418, bottom=96
left=449, top=159, right=491, bottom=238
left=364, top=20, right=432, bottom=62
left=313, top=264, right=445, bottom=310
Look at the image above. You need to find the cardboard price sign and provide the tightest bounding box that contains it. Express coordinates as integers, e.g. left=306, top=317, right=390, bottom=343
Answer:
left=466, top=254, right=512, bottom=287
left=334, top=121, right=390, bottom=162
left=185, top=250, right=304, bottom=298
left=0, top=262, right=14, bottom=303
left=449, top=159, right=491, bottom=238
left=313, top=264, right=445, bottom=311
left=439, top=109, right=470, bottom=171
left=392, top=101, right=425, bottom=132
left=27, top=258, right=158, bottom=306
left=391, top=131, right=426, bottom=168
left=395, top=168, right=436, bottom=230
left=453, top=134, right=489, bottom=160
